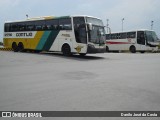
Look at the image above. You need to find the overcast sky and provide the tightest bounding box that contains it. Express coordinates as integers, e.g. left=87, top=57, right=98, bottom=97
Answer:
left=0, top=0, right=160, bottom=41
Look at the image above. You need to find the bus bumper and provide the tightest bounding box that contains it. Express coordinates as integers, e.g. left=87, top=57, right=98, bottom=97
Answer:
left=87, top=44, right=106, bottom=53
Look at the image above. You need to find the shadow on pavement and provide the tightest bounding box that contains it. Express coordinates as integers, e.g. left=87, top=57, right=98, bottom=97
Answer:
left=39, top=52, right=106, bottom=61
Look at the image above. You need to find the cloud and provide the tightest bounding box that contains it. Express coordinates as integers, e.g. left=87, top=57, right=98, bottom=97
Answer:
left=0, top=0, right=20, bottom=8
left=101, top=0, right=160, bottom=32
left=0, top=0, right=160, bottom=41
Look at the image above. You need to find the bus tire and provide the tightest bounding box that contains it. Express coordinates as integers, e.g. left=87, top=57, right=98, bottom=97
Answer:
left=12, top=42, right=19, bottom=52
left=130, top=46, right=136, bottom=53
left=34, top=50, right=41, bottom=53
left=140, top=51, right=145, bottom=53
left=62, top=44, right=71, bottom=56
left=18, top=42, right=24, bottom=52
left=79, top=53, right=86, bottom=56
left=106, top=46, right=109, bottom=52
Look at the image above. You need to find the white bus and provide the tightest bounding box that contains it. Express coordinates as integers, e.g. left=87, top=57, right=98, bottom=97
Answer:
left=3, top=15, right=106, bottom=56
left=106, top=30, right=159, bottom=53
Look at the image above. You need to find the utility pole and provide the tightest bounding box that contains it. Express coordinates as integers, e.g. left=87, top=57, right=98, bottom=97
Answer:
left=122, top=18, right=124, bottom=32
left=26, top=14, right=29, bottom=19
left=106, top=19, right=109, bottom=33
left=151, top=21, right=154, bottom=30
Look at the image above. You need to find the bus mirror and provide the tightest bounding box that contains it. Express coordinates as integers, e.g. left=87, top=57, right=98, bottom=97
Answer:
left=88, top=23, right=93, bottom=31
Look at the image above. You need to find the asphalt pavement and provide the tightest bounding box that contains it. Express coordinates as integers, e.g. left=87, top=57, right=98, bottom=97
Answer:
left=0, top=51, right=160, bottom=120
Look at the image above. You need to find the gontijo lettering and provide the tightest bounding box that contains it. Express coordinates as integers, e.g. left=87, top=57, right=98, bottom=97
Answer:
left=5, top=33, right=12, bottom=37
left=16, top=32, right=32, bottom=37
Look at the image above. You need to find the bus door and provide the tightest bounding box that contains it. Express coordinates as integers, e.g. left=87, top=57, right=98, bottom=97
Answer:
left=97, top=27, right=106, bottom=49
left=137, top=31, right=146, bottom=51
left=73, top=17, right=87, bottom=52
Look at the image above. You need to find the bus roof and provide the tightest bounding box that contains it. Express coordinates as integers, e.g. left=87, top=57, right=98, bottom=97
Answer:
left=5, top=15, right=101, bottom=23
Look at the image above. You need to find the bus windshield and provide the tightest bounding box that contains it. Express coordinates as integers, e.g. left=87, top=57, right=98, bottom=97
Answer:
left=86, top=17, right=104, bottom=26
left=86, top=17, right=106, bottom=45
left=145, top=31, right=159, bottom=42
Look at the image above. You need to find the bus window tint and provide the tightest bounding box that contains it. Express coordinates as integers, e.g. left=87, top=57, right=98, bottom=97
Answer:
left=119, top=33, right=127, bottom=39
left=18, top=22, right=26, bottom=31
left=46, top=19, right=59, bottom=30
left=145, top=31, right=158, bottom=42
left=127, top=32, right=136, bottom=38
left=11, top=23, right=19, bottom=32
left=59, top=18, right=72, bottom=30
left=137, top=31, right=145, bottom=45
left=111, top=33, right=118, bottom=39
left=106, top=34, right=111, bottom=40
left=35, top=20, right=45, bottom=31
left=4, top=23, right=11, bottom=32
left=26, top=21, right=35, bottom=31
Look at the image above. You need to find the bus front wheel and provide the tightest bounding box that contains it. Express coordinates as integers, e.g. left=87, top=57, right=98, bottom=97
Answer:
left=79, top=53, right=86, bottom=56
left=106, top=46, right=109, bottom=52
left=62, top=44, right=71, bottom=56
left=130, top=46, right=136, bottom=53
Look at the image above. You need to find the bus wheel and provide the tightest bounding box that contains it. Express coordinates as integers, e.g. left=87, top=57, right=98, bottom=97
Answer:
left=12, top=42, right=19, bottom=52
left=140, top=51, right=145, bottom=53
left=130, top=46, right=136, bottom=53
left=106, top=46, right=109, bottom=52
left=79, top=53, right=86, bottom=56
left=18, top=42, right=24, bottom=52
left=34, top=50, right=41, bottom=53
left=62, top=44, right=71, bottom=56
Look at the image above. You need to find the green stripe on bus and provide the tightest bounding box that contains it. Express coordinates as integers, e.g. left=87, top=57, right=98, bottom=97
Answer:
left=42, top=30, right=60, bottom=51
left=36, top=31, right=51, bottom=50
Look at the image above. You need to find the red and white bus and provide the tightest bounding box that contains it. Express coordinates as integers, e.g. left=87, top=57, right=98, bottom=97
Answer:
left=106, top=30, right=159, bottom=53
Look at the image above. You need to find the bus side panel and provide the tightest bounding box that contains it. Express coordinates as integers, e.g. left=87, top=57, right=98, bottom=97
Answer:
left=42, top=30, right=60, bottom=51
left=30, top=31, right=44, bottom=50
left=3, top=31, right=44, bottom=50
left=49, top=30, right=87, bottom=53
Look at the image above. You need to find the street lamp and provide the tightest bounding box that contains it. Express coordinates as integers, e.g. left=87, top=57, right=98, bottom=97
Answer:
left=26, top=14, right=29, bottom=19
left=151, top=21, right=154, bottom=30
left=122, top=18, right=124, bottom=32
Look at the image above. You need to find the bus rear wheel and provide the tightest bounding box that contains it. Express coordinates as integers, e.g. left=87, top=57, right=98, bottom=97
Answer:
left=12, top=42, right=19, bottom=52
left=140, top=51, right=145, bottom=53
left=18, top=42, right=24, bottom=52
left=130, top=46, right=136, bottom=53
left=62, top=44, right=71, bottom=56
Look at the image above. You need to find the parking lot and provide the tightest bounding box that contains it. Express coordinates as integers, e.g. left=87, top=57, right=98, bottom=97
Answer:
left=0, top=51, right=160, bottom=120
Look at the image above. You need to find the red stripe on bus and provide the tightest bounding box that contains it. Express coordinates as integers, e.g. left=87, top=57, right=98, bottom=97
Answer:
left=106, top=42, right=130, bottom=44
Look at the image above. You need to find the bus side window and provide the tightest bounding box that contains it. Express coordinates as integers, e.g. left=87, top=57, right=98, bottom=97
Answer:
left=26, top=21, right=35, bottom=31
left=137, top=31, right=145, bottom=45
left=127, top=32, right=136, bottom=38
left=119, top=33, right=127, bottom=39
left=35, top=20, right=45, bottom=31
left=111, top=33, right=117, bottom=39
left=4, top=23, right=11, bottom=32
left=18, top=22, right=26, bottom=31
left=117, top=33, right=120, bottom=39
left=11, top=23, right=19, bottom=32
left=106, top=34, right=111, bottom=40
left=59, top=18, right=72, bottom=30
left=46, top=19, right=59, bottom=30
